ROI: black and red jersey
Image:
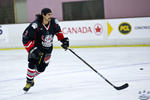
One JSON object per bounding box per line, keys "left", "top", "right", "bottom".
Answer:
{"left": 22, "top": 18, "right": 64, "bottom": 53}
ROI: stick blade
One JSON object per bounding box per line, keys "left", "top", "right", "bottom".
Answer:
{"left": 114, "top": 83, "right": 129, "bottom": 90}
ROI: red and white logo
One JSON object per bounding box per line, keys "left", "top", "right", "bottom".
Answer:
{"left": 41, "top": 35, "right": 53, "bottom": 47}
{"left": 94, "top": 23, "right": 103, "bottom": 36}
{"left": 61, "top": 23, "right": 103, "bottom": 36}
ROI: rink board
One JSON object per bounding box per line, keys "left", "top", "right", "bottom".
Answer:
{"left": 0, "top": 17, "right": 150, "bottom": 48}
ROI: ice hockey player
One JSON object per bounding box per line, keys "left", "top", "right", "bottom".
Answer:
{"left": 22, "top": 8, "right": 69, "bottom": 92}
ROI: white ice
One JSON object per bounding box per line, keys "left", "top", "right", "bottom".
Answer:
{"left": 0, "top": 47, "right": 150, "bottom": 100}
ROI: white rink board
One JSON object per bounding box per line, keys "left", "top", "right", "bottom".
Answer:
{"left": 0, "top": 17, "right": 150, "bottom": 48}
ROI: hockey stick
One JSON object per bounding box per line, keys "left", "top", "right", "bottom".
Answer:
{"left": 68, "top": 48, "right": 129, "bottom": 90}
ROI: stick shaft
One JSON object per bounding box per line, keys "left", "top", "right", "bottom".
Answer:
{"left": 68, "top": 49, "right": 128, "bottom": 90}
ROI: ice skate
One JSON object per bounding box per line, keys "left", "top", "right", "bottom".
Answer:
{"left": 23, "top": 79, "right": 34, "bottom": 92}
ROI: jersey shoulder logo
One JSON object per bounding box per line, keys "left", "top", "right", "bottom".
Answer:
{"left": 32, "top": 23, "right": 38, "bottom": 29}
{"left": 54, "top": 19, "right": 59, "bottom": 24}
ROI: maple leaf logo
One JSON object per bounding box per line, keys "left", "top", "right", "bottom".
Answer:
{"left": 95, "top": 26, "right": 101, "bottom": 32}
{"left": 94, "top": 24, "right": 103, "bottom": 35}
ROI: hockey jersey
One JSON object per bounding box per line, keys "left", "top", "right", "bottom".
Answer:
{"left": 22, "top": 18, "right": 64, "bottom": 53}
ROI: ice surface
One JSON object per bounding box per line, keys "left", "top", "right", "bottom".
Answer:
{"left": 0, "top": 47, "right": 150, "bottom": 100}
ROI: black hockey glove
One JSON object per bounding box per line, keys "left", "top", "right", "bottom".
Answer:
{"left": 60, "top": 37, "right": 69, "bottom": 50}
{"left": 28, "top": 47, "right": 42, "bottom": 61}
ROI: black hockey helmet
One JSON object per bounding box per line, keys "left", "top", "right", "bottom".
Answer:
{"left": 41, "top": 8, "right": 52, "bottom": 15}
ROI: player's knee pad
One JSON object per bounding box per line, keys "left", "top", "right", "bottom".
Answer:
{"left": 28, "top": 62, "right": 37, "bottom": 69}
{"left": 35, "top": 53, "right": 51, "bottom": 72}
{"left": 37, "top": 63, "right": 48, "bottom": 72}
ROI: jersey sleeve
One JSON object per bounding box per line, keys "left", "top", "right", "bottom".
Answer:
{"left": 53, "top": 18, "right": 64, "bottom": 41}
{"left": 22, "top": 22, "right": 38, "bottom": 52}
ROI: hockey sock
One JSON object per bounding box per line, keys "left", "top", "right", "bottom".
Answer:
{"left": 26, "top": 68, "right": 36, "bottom": 79}
{"left": 34, "top": 70, "right": 40, "bottom": 77}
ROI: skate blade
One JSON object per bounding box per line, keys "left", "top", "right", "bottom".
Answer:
{"left": 24, "top": 91, "right": 27, "bottom": 94}
{"left": 23, "top": 88, "right": 30, "bottom": 94}
{"left": 23, "top": 90, "right": 29, "bottom": 94}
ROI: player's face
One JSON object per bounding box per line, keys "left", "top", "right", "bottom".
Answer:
{"left": 43, "top": 13, "right": 52, "bottom": 22}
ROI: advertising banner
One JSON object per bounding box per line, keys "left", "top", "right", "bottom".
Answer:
{"left": 59, "top": 20, "right": 106, "bottom": 41}
{"left": 0, "top": 17, "right": 150, "bottom": 48}
{"left": 106, "top": 17, "right": 150, "bottom": 39}
{"left": 0, "top": 25, "right": 8, "bottom": 43}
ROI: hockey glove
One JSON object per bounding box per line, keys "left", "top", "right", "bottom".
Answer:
{"left": 60, "top": 37, "right": 69, "bottom": 50}
{"left": 28, "top": 47, "right": 42, "bottom": 62}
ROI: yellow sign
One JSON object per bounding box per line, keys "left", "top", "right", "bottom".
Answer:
{"left": 118, "top": 22, "right": 132, "bottom": 35}
{"left": 107, "top": 22, "right": 113, "bottom": 36}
